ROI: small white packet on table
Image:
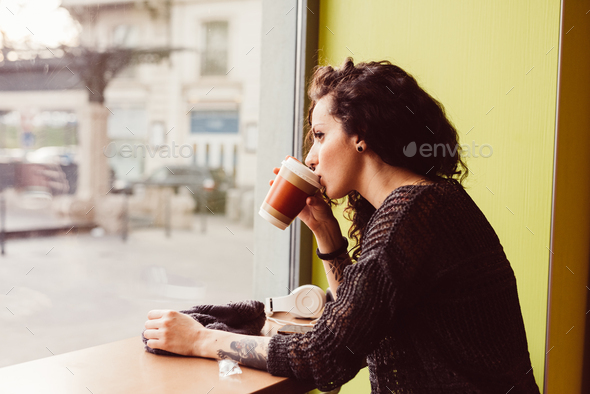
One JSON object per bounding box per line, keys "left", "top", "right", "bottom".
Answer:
{"left": 218, "top": 359, "right": 242, "bottom": 377}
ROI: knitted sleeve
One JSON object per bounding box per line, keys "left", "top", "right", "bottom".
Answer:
{"left": 267, "top": 187, "right": 437, "bottom": 391}
{"left": 267, "top": 258, "right": 394, "bottom": 391}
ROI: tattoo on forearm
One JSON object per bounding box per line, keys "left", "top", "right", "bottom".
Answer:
{"left": 217, "top": 338, "right": 268, "bottom": 371}
{"left": 326, "top": 254, "right": 351, "bottom": 283}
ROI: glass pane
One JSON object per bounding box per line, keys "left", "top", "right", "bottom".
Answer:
{"left": 0, "top": 0, "right": 261, "bottom": 368}
{"left": 201, "top": 21, "right": 229, "bottom": 76}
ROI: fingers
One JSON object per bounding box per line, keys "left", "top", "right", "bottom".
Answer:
{"left": 147, "top": 310, "right": 167, "bottom": 319}
{"left": 146, "top": 339, "right": 161, "bottom": 350}
{"left": 307, "top": 192, "right": 325, "bottom": 207}
{"left": 145, "top": 319, "right": 160, "bottom": 329}
{"left": 143, "top": 328, "right": 159, "bottom": 339}
{"left": 269, "top": 167, "right": 280, "bottom": 186}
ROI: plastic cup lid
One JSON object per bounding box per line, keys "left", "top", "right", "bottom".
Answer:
{"left": 282, "top": 157, "right": 321, "bottom": 189}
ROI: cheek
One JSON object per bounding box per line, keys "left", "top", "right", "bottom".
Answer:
{"left": 319, "top": 148, "right": 333, "bottom": 170}
{"left": 321, "top": 141, "right": 338, "bottom": 159}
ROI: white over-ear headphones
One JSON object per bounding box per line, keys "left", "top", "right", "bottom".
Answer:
{"left": 265, "top": 284, "right": 327, "bottom": 319}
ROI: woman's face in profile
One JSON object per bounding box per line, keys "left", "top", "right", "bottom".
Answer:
{"left": 305, "top": 96, "right": 359, "bottom": 199}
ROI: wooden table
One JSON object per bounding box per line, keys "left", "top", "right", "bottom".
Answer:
{"left": 0, "top": 314, "right": 316, "bottom": 394}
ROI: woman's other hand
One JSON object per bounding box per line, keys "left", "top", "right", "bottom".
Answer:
{"left": 144, "top": 310, "right": 205, "bottom": 356}
{"left": 268, "top": 166, "right": 280, "bottom": 186}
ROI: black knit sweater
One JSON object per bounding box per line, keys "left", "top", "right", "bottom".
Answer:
{"left": 267, "top": 182, "right": 540, "bottom": 393}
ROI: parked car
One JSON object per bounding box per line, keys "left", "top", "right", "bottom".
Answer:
{"left": 137, "top": 165, "right": 227, "bottom": 213}
{"left": 20, "top": 146, "right": 79, "bottom": 195}
{"left": 26, "top": 146, "right": 77, "bottom": 166}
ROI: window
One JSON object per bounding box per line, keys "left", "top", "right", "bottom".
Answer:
{"left": 112, "top": 24, "right": 138, "bottom": 78}
{"left": 201, "top": 21, "right": 229, "bottom": 76}
{"left": 0, "top": 0, "right": 271, "bottom": 369}
{"left": 107, "top": 108, "right": 148, "bottom": 139}
{"left": 244, "top": 122, "right": 258, "bottom": 153}
{"left": 190, "top": 110, "right": 239, "bottom": 134}
{"left": 112, "top": 24, "right": 138, "bottom": 48}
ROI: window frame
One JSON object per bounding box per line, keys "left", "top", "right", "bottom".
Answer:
{"left": 253, "top": 0, "right": 319, "bottom": 299}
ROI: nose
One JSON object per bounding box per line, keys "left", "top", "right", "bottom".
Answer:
{"left": 305, "top": 143, "right": 317, "bottom": 170}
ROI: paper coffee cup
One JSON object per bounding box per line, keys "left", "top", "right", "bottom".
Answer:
{"left": 259, "top": 157, "right": 321, "bottom": 230}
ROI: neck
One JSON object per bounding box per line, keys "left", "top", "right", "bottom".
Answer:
{"left": 355, "top": 154, "right": 425, "bottom": 209}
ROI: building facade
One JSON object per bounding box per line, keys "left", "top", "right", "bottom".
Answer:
{"left": 63, "top": 0, "right": 260, "bottom": 188}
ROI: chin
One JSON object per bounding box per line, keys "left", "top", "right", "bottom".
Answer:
{"left": 322, "top": 187, "right": 334, "bottom": 199}
{"left": 324, "top": 187, "right": 347, "bottom": 200}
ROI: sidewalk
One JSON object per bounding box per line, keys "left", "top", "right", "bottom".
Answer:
{"left": 0, "top": 213, "right": 254, "bottom": 368}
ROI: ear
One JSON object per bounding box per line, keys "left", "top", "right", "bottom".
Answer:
{"left": 349, "top": 133, "right": 360, "bottom": 145}
{"left": 352, "top": 134, "right": 366, "bottom": 149}
{"left": 352, "top": 129, "right": 366, "bottom": 144}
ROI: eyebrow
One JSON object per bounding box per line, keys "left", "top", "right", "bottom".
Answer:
{"left": 311, "top": 123, "right": 325, "bottom": 132}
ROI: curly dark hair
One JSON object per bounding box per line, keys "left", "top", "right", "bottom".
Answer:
{"left": 303, "top": 58, "right": 468, "bottom": 262}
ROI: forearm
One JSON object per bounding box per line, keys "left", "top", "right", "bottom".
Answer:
{"left": 315, "top": 221, "right": 352, "bottom": 297}
{"left": 197, "top": 328, "right": 271, "bottom": 371}
{"left": 322, "top": 253, "right": 352, "bottom": 297}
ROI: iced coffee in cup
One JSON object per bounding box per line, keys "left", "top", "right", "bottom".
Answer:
{"left": 259, "top": 157, "right": 321, "bottom": 230}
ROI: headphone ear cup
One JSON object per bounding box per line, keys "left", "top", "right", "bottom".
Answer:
{"left": 265, "top": 285, "right": 327, "bottom": 318}
{"left": 293, "top": 285, "right": 326, "bottom": 318}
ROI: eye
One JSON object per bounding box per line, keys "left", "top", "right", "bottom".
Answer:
{"left": 313, "top": 132, "right": 324, "bottom": 140}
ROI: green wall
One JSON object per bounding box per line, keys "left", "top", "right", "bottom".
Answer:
{"left": 310, "top": 1, "right": 561, "bottom": 392}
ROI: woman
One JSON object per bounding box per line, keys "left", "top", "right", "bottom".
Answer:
{"left": 144, "top": 58, "right": 540, "bottom": 393}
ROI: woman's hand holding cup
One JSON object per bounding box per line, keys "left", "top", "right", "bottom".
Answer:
{"left": 265, "top": 156, "right": 339, "bottom": 238}
{"left": 298, "top": 190, "right": 339, "bottom": 235}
